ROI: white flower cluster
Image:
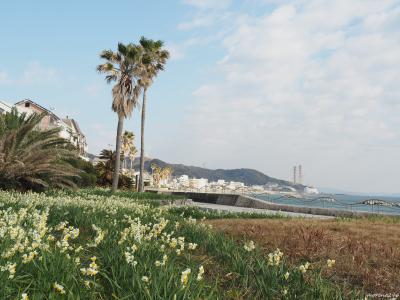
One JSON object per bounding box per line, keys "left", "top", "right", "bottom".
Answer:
{"left": 267, "top": 248, "right": 284, "bottom": 266}
{"left": 0, "top": 190, "right": 207, "bottom": 294}
{"left": 299, "top": 262, "right": 311, "bottom": 274}
{"left": 80, "top": 256, "right": 99, "bottom": 276}
{"left": 244, "top": 240, "right": 256, "bottom": 252}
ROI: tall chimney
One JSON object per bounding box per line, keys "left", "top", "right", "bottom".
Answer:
{"left": 293, "top": 166, "right": 297, "bottom": 184}
{"left": 298, "top": 165, "right": 303, "bottom": 185}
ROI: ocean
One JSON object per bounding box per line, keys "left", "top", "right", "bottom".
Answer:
{"left": 252, "top": 193, "right": 400, "bottom": 216}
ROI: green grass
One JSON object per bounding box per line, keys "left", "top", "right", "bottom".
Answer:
{"left": 168, "top": 206, "right": 289, "bottom": 220}
{"left": 335, "top": 214, "right": 400, "bottom": 223}
{"left": 0, "top": 189, "right": 362, "bottom": 299}
{"left": 47, "top": 188, "right": 184, "bottom": 202}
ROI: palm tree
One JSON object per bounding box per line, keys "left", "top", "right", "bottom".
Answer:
{"left": 137, "top": 37, "right": 170, "bottom": 192}
{"left": 128, "top": 141, "right": 137, "bottom": 175}
{"left": 150, "top": 163, "right": 161, "bottom": 187}
{"left": 121, "top": 130, "right": 135, "bottom": 170}
{"left": 0, "top": 109, "right": 79, "bottom": 191}
{"left": 97, "top": 43, "right": 142, "bottom": 192}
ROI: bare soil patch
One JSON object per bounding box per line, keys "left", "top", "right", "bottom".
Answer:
{"left": 205, "top": 217, "right": 400, "bottom": 294}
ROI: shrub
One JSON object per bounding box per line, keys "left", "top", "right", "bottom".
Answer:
{"left": 68, "top": 158, "right": 98, "bottom": 188}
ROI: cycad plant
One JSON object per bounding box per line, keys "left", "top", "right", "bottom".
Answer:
{"left": 137, "top": 37, "right": 169, "bottom": 192}
{"left": 97, "top": 43, "right": 142, "bottom": 192}
{"left": 95, "top": 148, "right": 132, "bottom": 188}
{"left": 95, "top": 149, "right": 115, "bottom": 185}
{"left": 0, "top": 109, "right": 79, "bottom": 191}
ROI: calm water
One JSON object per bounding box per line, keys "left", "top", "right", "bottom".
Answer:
{"left": 252, "top": 193, "right": 400, "bottom": 216}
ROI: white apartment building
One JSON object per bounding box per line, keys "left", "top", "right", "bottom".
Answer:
{"left": 61, "top": 117, "right": 88, "bottom": 155}
{"left": 178, "top": 175, "right": 189, "bottom": 187}
{"left": 304, "top": 186, "right": 319, "bottom": 194}
{"left": 189, "top": 178, "right": 208, "bottom": 189}
{"left": 217, "top": 179, "right": 226, "bottom": 186}
{"left": 14, "top": 99, "right": 88, "bottom": 156}
{"left": 227, "top": 181, "right": 245, "bottom": 190}
{"left": 0, "top": 101, "right": 12, "bottom": 114}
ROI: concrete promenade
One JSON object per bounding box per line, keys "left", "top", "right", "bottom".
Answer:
{"left": 191, "top": 201, "right": 333, "bottom": 219}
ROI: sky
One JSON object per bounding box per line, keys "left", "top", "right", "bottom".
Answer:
{"left": 1, "top": 0, "right": 400, "bottom": 194}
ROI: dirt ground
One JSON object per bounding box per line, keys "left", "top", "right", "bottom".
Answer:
{"left": 205, "top": 217, "right": 400, "bottom": 294}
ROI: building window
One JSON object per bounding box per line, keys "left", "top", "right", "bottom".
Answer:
{"left": 25, "top": 102, "right": 30, "bottom": 107}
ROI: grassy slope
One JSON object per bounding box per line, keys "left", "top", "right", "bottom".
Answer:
{"left": 207, "top": 217, "right": 400, "bottom": 295}
{"left": 0, "top": 189, "right": 361, "bottom": 299}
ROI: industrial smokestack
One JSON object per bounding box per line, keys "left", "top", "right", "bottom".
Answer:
{"left": 298, "top": 165, "right": 303, "bottom": 185}
{"left": 293, "top": 166, "right": 297, "bottom": 184}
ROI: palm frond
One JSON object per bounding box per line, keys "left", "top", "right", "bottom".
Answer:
{"left": 0, "top": 111, "right": 80, "bottom": 192}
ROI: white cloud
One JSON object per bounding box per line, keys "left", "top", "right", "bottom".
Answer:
{"left": 165, "top": 43, "right": 186, "bottom": 60}
{"left": 19, "top": 62, "right": 60, "bottom": 85}
{"left": 180, "top": 0, "right": 400, "bottom": 193}
{"left": 181, "top": 0, "right": 231, "bottom": 10}
{"left": 179, "top": 0, "right": 234, "bottom": 30}
{"left": 166, "top": 37, "right": 212, "bottom": 60}
{"left": 178, "top": 15, "right": 215, "bottom": 30}
{"left": 0, "top": 62, "right": 60, "bottom": 86}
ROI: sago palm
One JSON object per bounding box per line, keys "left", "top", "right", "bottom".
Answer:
{"left": 96, "top": 149, "right": 116, "bottom": 185}
{"left": 0, "top": 110, "right": 79, "bottom": 191}
{"left": 137, "top": 37, "right": 170, "bottom": 192}
{"left": 97, "top": 43, "right": 142, "bottom": 192}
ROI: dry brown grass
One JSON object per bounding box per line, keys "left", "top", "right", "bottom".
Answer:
{"left": 205, "top": 217, "right": 400, "bottom": 294}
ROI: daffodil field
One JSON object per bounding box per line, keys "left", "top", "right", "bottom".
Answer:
{"left": 0, "top": 189, "right": 360, "bottom": 299}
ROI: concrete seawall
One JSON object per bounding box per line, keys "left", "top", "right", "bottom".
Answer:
{"left": 149, "top": 190, "right": 389, "bottom": 218}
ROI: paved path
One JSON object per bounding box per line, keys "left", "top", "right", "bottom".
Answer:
{"left": 191, "top": 202, "right": 333, "bottom": 219}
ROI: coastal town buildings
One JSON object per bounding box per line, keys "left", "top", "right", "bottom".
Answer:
{"left": 5, "top": 99, "right": 88, "bottom": 157}
{"left": 151, "top": 172, "right": 320, "bottom": 196}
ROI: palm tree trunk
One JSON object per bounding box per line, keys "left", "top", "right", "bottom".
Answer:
{"left": 112, "top": 114, "right": 124, "bottom": 193}
{"left": 139, "top": 87, "right": 147, "bottom": 192}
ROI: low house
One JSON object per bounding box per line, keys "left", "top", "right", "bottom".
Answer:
{"left": 14, "top": 99, "right": 88, "bottom": 156}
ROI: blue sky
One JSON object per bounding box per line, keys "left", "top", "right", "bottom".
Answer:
{"left": 1, "top": 0, "right": 400, "bottom": 193}
{"left": 0, "top": 0, "right": 214, "bottom": 149}
{"left": 0, "top": 1, "right": 219, "bottom": 159}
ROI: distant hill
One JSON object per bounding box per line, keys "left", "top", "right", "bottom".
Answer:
{"left": 132, "top": 158, "right": 303, "bottom": 191}
{"left": 87, "top": 153, "right": 303, "bottom": 191}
